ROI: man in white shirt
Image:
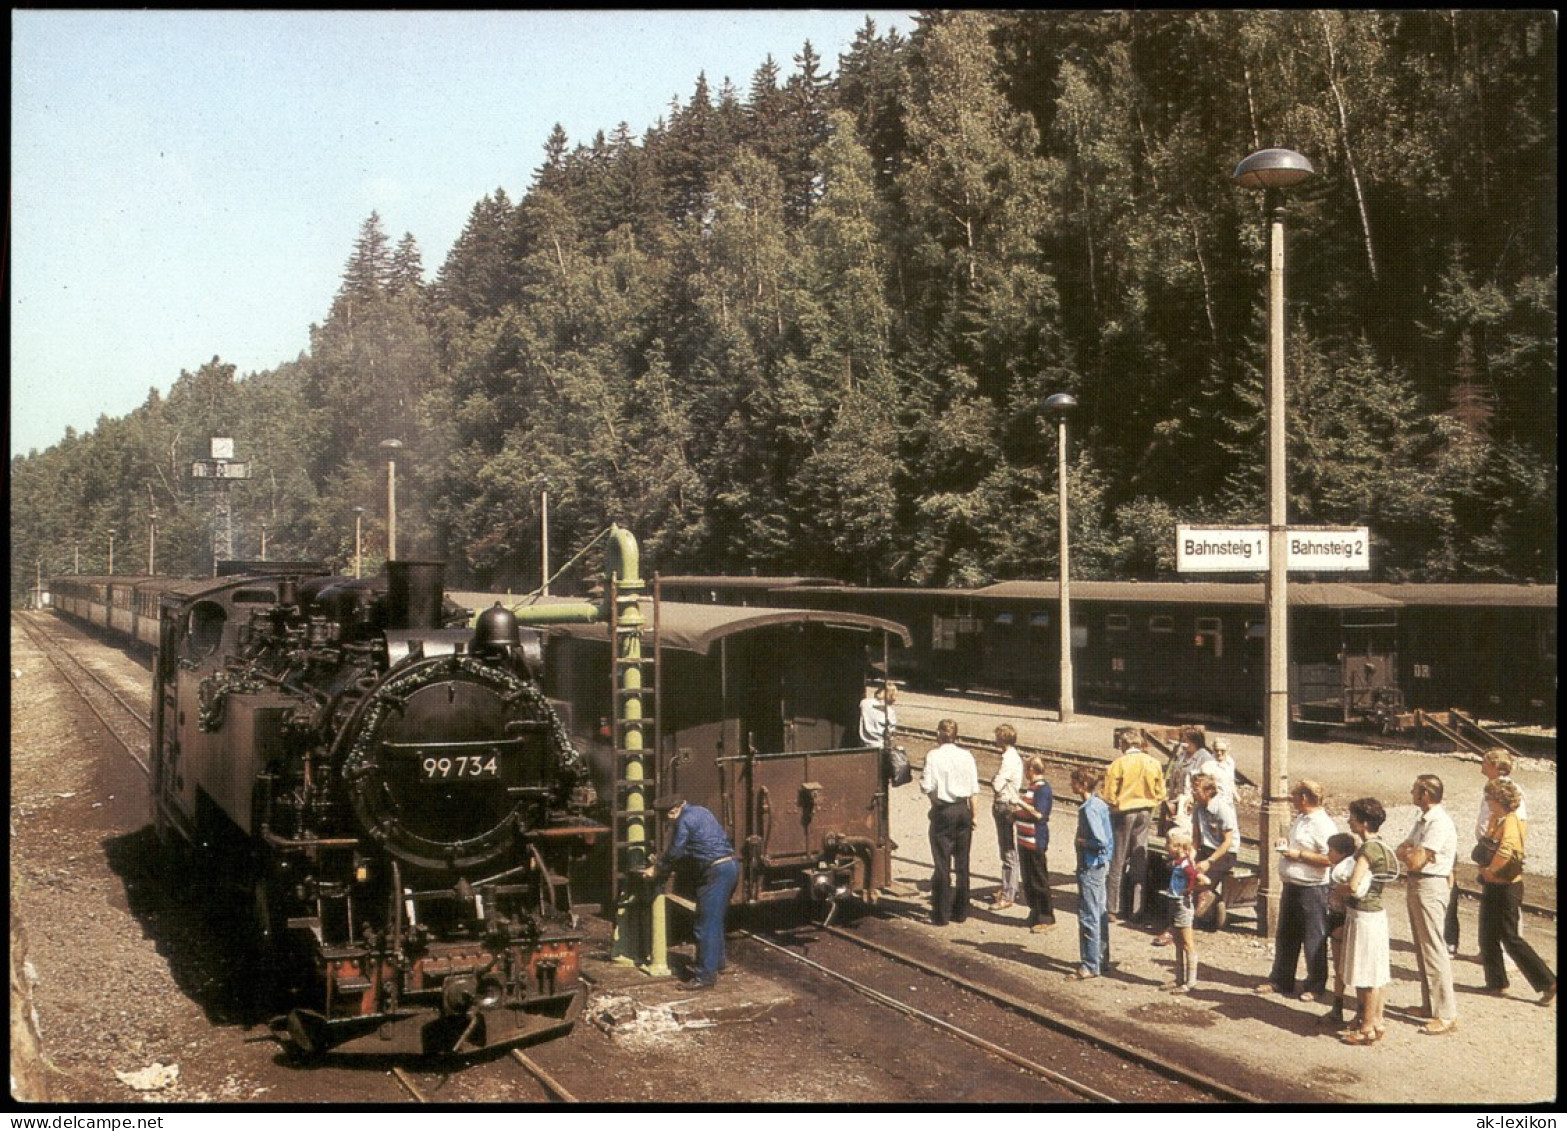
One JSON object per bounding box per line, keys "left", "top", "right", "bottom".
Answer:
{"left": 922, "top": 718, "right": 979, "bottom": 926}
{"left": 858, "top": 684, "right": 897, "bottom": 748}
{"left": 1194, "top": 736, "right": 1238, "bottom": 807}
{"left": 1256, "top": 780, "right": 1337, "bottom": 1000}
{"left": 988, "top": 724, "right": 1025, "bottom": 910}
{"left": 1397, "top": 774, "right": 1459, "bottom": 1033}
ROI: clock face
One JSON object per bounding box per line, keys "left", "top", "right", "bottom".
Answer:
{"left": 211, "top": 437, "right": 235, "bottom": 459}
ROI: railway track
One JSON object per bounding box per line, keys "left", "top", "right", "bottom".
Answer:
{"left": 389, "top": 1049, "right": 579, "bottom": 1104}
{"left": 14, "top": 611, "right": 151, "bottom": 774}
{"left": 743, "top": 925, "right": 1260, "bottom": 1103}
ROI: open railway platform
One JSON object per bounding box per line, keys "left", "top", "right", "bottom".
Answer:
{"left": 592, "top": 752, "right": 1555, "bottom": 1103}
{"left": 874, "top": 690, "right": 1557, "bottom": 1103}
{"left": 894, "top": 691, "right": 1557, "bottom": 898}
{"left": 581, "top": 688, "right": 1555, "bottom": 1104}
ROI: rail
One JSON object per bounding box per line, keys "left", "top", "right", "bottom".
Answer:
{"left": 743, "top": 926, "right": 1260, "bottom": 1103}
{"left": 14, "top": 612, "right": 151, "bottom": 774}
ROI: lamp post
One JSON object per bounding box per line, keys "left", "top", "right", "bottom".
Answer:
{"left": 380, "top": 440, "right": 404, "bottom": 562}
{"left": 260, "top": 522, "right": 268, "bottom": 562}
{"left": 539, "top": 478, "right": 551, "bottom": 596}
{"left": 1044, "top": 393, "right": 1078, "bottom": 723}
{"left": 354, "top": 507, "right": 364, "bottom": 579}
{"left": 1232, "top": 146, "right": 1314, "bottom": 936}
{"left": 148, "top": 511, "right": 158, "bottom": 575}
{"left": 74, "top": 543, "right": 80, "bottom": 575}
{"left": 107, "top": 529, "right": 117, "bottom": 575}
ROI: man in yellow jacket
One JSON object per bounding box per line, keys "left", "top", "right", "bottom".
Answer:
{"left": 1102, "top": 726, "right": 1166, "bottom": 922}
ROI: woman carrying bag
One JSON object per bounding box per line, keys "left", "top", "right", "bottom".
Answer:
{"left": 1476, "top": 778, "right": 1557, "bottom": 1006}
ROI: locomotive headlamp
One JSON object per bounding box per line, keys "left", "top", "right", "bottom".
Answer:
{"left": 442, "top": 975, "right": 477, "bottom": 1016}
{"left": 475, "top": 976, "right": 506, "bottom": 1010}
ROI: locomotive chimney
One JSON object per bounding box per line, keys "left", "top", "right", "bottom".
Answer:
{"left": 387, "top": 560, "right": 445, "bottom": 629}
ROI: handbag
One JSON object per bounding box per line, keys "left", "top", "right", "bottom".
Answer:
{"left": 888, "top": 745, "right": 912, "bottom": 788}
{"left": 1473, "top": 834, "right": 1525, "bottom": 882}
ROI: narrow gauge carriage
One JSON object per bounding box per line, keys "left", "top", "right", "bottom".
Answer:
{"left": 531, "top": 599, "right": 911, "bottom": 916}
{"left": 652, "top": 577, "right": 1556, "bottom": 729}
{"left": 143, "top": 562, "right": 605, "bottom": 1057}
{"left": 970, "top": 580, "right": 1403, "bottom": 726}
{"left": 51, "top": 575, "right": 119, "bottom": 632}
{"left": 1360, "top": 583, "right": 1556, "bottom": 726}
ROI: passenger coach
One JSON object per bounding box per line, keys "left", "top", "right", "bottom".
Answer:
{"left": 651, "top": 577, "right": 1555, "bottom": 729}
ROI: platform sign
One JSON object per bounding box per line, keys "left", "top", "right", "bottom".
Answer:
{"left": 1177, "top": 525, "right": 1371, "bottom": 572}
{"left": 1288, "top": 527, "right": 1370, "bottom": 571}
{"left": 1177, "top": 526, "right": 1266, "bottom": 572}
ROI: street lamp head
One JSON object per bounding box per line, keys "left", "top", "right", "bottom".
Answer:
{"left": 1232, "top": 148, "right": 1315, "bottom": 191}
{"left": 380, "top": 439, "right": 404, "bottom": 454}
{"left": 1044, "top": 393, "right": 1079, "bottom": 418}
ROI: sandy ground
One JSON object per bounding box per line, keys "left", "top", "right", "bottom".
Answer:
{"left": 885, "top": 692, "right": 1558, "bottom": 1105}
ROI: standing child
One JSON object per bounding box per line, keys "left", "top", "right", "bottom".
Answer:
{"left": 1160, "top": 829, "right": 1206, "bottom": 992}
{"left": 1324, "top": 832, "right": 1358, "bottom": 1027}
{"left": 1015, "top": 756, "right": 1056, "bottom": 932}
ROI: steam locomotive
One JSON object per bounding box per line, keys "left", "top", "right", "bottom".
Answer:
{"left": 147, "top": 560, "right": 606, "bottom": 1057}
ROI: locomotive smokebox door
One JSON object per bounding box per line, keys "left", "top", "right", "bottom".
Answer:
{"left": 342, "top": 661, "right": 558, "bottom": 873}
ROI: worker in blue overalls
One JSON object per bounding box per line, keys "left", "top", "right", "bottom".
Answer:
{"left": 643, "top": 794, "right": 740, "bottom": 990}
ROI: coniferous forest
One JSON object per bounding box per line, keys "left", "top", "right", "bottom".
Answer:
{"left": 10, "top": 12, "right": 1557, "bottom": 601}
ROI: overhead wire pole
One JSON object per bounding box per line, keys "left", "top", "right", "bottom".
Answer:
{"left": 381, "top": 439, "right": 403, "bottom": 561}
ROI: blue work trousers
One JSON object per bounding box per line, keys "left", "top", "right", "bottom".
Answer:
{"left": 1077, "top": 863, "right": 1111, "bottom": 975}
{"left": 692, "top": 858, "right": 740, "bottom": 985}
{"left": 1269, "top": 882, "right": 1330, "bottom": 995}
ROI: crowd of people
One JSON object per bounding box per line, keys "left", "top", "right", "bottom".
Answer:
{"left": 909, "top": 713, "right": 1556, "bottom": 1038}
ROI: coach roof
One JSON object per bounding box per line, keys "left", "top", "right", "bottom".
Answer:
{"left": 972, "top": 580, "right": 1398, "bottom": 607}
{"left": 487, "top": 598, "right": 912, "bottom": 655}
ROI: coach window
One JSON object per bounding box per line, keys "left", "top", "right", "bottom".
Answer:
{"left": 932, "top": 614, "right": 965, "bottom": 652}
{"left": 1194, "top": 617, "right": 1224, "bottom": 658}
{"left": 1029, "top": 612, "right": 1051, "bottom": 629}
{"left": 1245, "top": 619, "right": 1267, "bottom": 640}
{"left": 1106, "top": 614, "right": 1132, "bottom": 633}
{"left": 1149, "top": 615, "right": 1175, "bottom": 634}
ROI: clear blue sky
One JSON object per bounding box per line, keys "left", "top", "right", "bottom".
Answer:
{"left": 10, "top": 10, "right": 916, "bottom": 458}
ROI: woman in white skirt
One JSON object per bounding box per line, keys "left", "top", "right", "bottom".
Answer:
{"left": 1339, "top": 797, "right": 1395, "bottom": 1046}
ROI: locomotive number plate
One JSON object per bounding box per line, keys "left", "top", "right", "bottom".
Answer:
{"left": 420, "top": 754, "right": 501, "bottom": 781}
